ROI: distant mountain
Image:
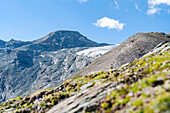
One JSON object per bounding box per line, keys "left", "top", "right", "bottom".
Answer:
{"left": 19, "top": 30, "right": 107, "bottom": 51}
{"left": 73, "top": 32, "right": 170, "bottom": 78}
{"left": 0, "top": 39, "right": 31, "bottom": 49}
{"left": 0, "top": 30, "right": 110, "bottom": 103}
{"left": 5, "top": 39, "right": 32, "bottom": 49}
{"left": 0, "top": 39, "right": 6, "bottom": 48}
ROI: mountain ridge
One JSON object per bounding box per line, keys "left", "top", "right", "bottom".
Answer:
{"left": 0, "top": 30, "right": 108, "bottom": 51}
{"left": 73, "top": 32, "right": 170, "bottom": 78}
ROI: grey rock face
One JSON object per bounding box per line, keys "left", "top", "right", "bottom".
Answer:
{"left": 0, "top": 30, "right": 108, "bottom": 103}
{"left": 74, "top": 32, "right": 170, "bottom": 78}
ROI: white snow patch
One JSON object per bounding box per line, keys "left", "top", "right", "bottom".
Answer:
{"left": 40, "top": 55, "right": 45, "bottom": 57}
{"left": 53, "top": 59, "right": 58, "bottom": 64}
{"left": 39, "top": 62, "right": 43, "bottom": 67}
{"left": 76, "top": 44, "right": 119, "bottom": 58}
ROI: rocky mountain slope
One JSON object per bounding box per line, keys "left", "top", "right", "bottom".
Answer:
{"left": 0, "top": 41, "right": 169, "bottom": 113}
{"left": 0, "top": 30, "right": 110, "bottom": 103}
{"left": 74, "top": 32, "right": 170, "bottom": 78}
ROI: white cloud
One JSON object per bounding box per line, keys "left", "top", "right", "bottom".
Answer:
{"left": 147, "top": 7, "right": 161, "bottom": 15}
{"left": 148, "top": 0, "right": 170, "bottom": 6}
{"left": 135, "top": 3, "right": 141, "bottom": 12}
{"left": 78, "top": 0, "right": 88, "bottom": 3}
{"left": 93, "top": 17, "right": 126, "bottom": 31}
{"left": 147, "top": 0, "right": 170, "bottom": 15}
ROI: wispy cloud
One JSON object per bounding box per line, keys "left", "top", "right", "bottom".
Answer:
{"left": 93, "top": 17, "right": 126, "bottom": 31}
{"left": 78, "top": 0, "right": 88, "bottom": 3}
{"left": 114, "top": 0, "right": 119, "bottom": 9}
{"left": 168, "top": 9, "right": 170, "bottom": 14}
{"left": 135, "top": 3, "right": 141, "bottom": 12}
{"left": 147, "top": 7, "right": 161, "bottom": 15}
{"left": 147, "top": 0, "right": 170, "bottom": 15}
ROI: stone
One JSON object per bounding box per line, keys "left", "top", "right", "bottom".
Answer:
{"left": 4, "top": 108, "right": 15, "bottom": 112}
{"left": 80, "top": 82, "right": 93, "bottom": 91}
{"left": 143, "top": 87, "right": 155, "bottom": 96}
{"left": 116, "top": 84, "right": 123, "bottom": 90}
{"left": 163, "top": 80, "right": 170, "bottom": 91}
{"left": 137, "top": 91, "right": 142, "bottom": 97}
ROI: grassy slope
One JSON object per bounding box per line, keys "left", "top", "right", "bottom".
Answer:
{"left": 0, "top": 44, "right": 170, "bottom": 113}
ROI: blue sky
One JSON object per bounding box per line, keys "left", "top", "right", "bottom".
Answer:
{"left": 0, "top": 0, "right": 169, "bottom": 44}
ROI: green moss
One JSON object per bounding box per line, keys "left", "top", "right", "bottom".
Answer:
{"left": 64, "top": 81, "right": 69, "bottom": 86}
{"left": 45, "top": 87, "right": 55, "bottom": 90}
{"left": 1, "top": 102, "right": 7, "bottom": 107}
{"left": 133, "top": 99, "right": 143, "bottom": 107}
{"left": 101, "top": 102, "right": 109, "bottom": 109}
{"left": 40, "top": 102, "right": 47, "bottom": 107}
{"left": 160, "top": 64, "right": 169, "bottom": 70}
{"left": 98, "top": 71, "right": 104, "bottom": 75}
{"left": 20, "top": 101, "right": 25, "bottom": 106}
{"left": 51, "top": 99, "right": 58, "bottom": 106}
{"left": 60, "top": 92, "right": 69, "bottom": 96}
{"left": 118, "top": 88, "right": 128, "bottom": 96}
{"left": 144, "top": 106, "right": 154, "bottom": 113}
{"left": 131, "top": 84, "right": 140, "bottom": 93}
{"left": 45, "top": 95, "right": 51, "bottom": 102}
{"left": 16, "top": 96, "right": 23, "bottom": 100}
{"left": 129, "top": 61, "right": 136, "bottom": 67}
{"left": 66, "top": 86, "right": 72, "bottom": 92}
{"left": 123, "top": 97, "right": 130, "bottom": 104}
{"left": 16, "top": 106, "right": 20, "bottom": 109}
{"left": 9, "top": 101, "right": 13, "bottom": 104}
{"left": 118, "top": 97, "right": 130, "bottom": 105}
{"left": 145, "top": 78, "right": 156, "bottom": 86}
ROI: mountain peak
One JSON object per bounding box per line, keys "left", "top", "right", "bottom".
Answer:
{"left": 26, "top": 30, "right": 108, "bottom": 51}
{"left": 47, "top": 30, "right": 83, "bottom": 38}
{"left": 9, "top": 39, "right": 16, "bottom": 42}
